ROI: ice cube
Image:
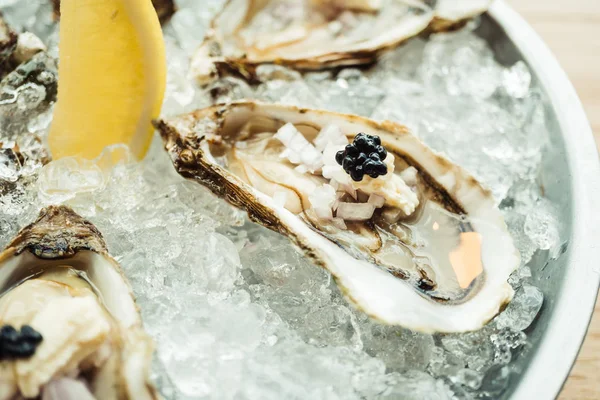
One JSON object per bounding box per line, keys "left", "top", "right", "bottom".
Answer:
{"left": 494, "top": 285, "right": 544, "bottom": 331}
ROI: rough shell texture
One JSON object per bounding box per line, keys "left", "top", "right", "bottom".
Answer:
{"left": 0, "top": 205, "right": 160, "bottom": 400}
{"left": 7, "top": 206, "right": 107, "bottom": 259}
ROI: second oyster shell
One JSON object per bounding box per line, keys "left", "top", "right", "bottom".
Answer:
{"left": 192, "top": 0, "right": 493, "bottom": 84}
{"left": 0, "top": 206, "right": 158, "bottom": 399}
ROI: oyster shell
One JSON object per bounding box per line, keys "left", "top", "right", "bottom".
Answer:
{"left": 156, "top": 101, "right": 519, "bottom": 333}
{"left": 192, "top": 0, "right": 493, "bottom": 84}
{"left": 0, "top": 206, "right": 158, "bottom": 399}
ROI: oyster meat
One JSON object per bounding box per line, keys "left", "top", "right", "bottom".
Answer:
{"left": 0, "top": 206, "right": 158, "bottom": 399}
{"left": 157, "top": 101, "right": 519, "bottom": 333}
{"left": 192, "top": 0, "right": 493, "bottom": 84}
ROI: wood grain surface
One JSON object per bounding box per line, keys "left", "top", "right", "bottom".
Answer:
{"left": 505, "top": 1, "right": 600, "bottom": 399}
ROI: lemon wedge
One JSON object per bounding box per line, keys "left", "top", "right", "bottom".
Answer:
{"left": 49, "top": 0, "right": 166, "bottom": 160}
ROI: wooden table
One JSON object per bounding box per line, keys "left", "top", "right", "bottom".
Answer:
{"left": 505, "top": 1, "right": 600, "bottom": 398}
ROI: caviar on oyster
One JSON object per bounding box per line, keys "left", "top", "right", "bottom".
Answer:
{"left": 158, "top": 101, "right": 520, "bottom": 333}
{"left": 0, "top": 324, "right": 43, "bottom": 360}
{"left": 336, "top": 133, "right": 388, "bottom": 181}
{"left": 0, "top": 206, "right": 158, "bottom": 400}
{"left": 192, "top": 0, "right": 494, "bottom": 84}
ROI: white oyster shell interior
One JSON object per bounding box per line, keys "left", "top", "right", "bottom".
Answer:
{"left": 0, "top": 240, "right": 155, "bottom": 399}
{"left": 193, "top": 0, "right": 493, "bottom": 83}
{"left": 160, "top": 102, "right": 519, "bottom": 333}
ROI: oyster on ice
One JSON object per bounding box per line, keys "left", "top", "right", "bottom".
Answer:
{"left": 192, "top": 0, "right": 493, "bottom": 84}
{"left": 156, "top": 101, "right": 519, "bottom": 333}
{"left": 0, "top": 206, "right": 158, "bottom": 399}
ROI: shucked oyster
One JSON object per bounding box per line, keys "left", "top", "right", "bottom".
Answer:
{"left": 156, "top": 101, "right": 519, "bottom": 333}
{"left": 192, "top": 0, "right": 493, "bottom": 84}
{"left": 0, "top": 206, "right": 158, "bottom": 399}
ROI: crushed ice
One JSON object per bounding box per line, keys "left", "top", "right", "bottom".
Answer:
{"left": 0, "top": 1, "right": 563, "bottom": 399}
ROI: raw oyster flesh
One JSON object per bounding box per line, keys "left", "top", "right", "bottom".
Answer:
{"left": 0, "top": 206, "right": 159, "bottom": 399}
{"left": 192, "top": 0, "right": 493, "bottom": 84}
{"left": 157, "top": 101, "right": 519, "bottom": 333}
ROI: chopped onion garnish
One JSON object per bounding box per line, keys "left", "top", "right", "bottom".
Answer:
{"left": 357, "top": 191, "right": 370, "bottom": 203}
{"left": 331, "top": 217, "right": 347, "bottom": 230}
{"left": 272, "top": 191, "right": 288, "bottom": 208}
{"left": 382, "top": 207, "right": 405, "bottom": 224}
{"left": 336, "top": 202, "right": 376, "bottom": 221}
{"left": 368, "top": 193, "right": 385, "bottom": 208}
{"left": 275, "top": 123, "right": 323, "bottom": 172}
{"left": 321, "top": 144, "right": 342, "bottom": 167}
{"left": 322, "top": 141, "right": 418, "bottom": 216}
{"left": 322, "top": 165, "right": 351, "bottom": 186}
{"left": 42, "top": 378, "right": 96, "bottom": 400}
{"left": 400, "top": 166, "right": 419, "bottom": 186}
{"left": 314, "top": 124, "right": 348, "bottom": 151}
{"left": 294, "top": 165, "right": 308, "bottom": 174}
{"left": 332, "top": 199, "right": 340, "bottom": 211}
{"left": 314, "top": 206, "right": 334, "bottom": 220}
{"left": 309, "top": 184, "right": 337, "bottom": 220}
{"left": 344, "top": 183, "right": 357, "bottom": 200}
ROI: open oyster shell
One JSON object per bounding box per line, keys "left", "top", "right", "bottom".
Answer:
{"left": 0, "top": 206, "right": 158, "bottom": 399}
{"left": 192, "top": 0, "right": 493, "bottom": 84}
{"left": 51, "top": 0, "right": 176, "bottom": 24}
{"left": 156, "top": 101, "right": 519, "bottom": 333}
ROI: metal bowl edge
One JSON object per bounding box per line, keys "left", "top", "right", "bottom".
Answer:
{"left": 488, "top": 2, "right": 600, "bottom": 399}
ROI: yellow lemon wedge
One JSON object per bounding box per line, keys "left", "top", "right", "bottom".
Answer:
{"left": 49, "top": 0, "right": 166, "bottom": 160}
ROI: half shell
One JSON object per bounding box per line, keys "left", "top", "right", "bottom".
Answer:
{"left": 156, "top": 101, "right": 519, "bottom": 333}
{"left": 192, "top": 0, "right": 493, "bottom": 84}
{"left": 0, "top": 206, "right": 158, "bottom": 399}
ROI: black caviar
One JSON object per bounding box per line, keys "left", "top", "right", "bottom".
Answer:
{"left": 335, "top": 133, "right": 388, "bottom": 182}
{"left": 0, "top": 324, "right": 43, "bottom": 360}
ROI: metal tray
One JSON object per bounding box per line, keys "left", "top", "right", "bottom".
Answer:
{"left": 482, "top": 2, "right": 600, "bottom": 398}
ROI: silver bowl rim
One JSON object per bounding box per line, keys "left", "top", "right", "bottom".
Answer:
{"left": 489, "top": 2, "right": 600, "bottom": 399}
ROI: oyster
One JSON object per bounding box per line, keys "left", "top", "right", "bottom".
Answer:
{"left": 0, "top": 206, "right": 158, "bottom": 399}
{"left": 157, "top": 101, "right": 519, "bottom": 333}
{"left": 191, "top": 0, "right": 493, "bottom": 84}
